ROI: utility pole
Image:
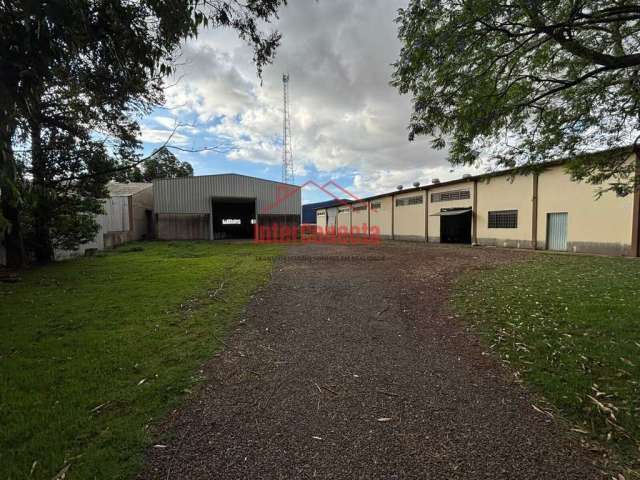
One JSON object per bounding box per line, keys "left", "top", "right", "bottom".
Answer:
{"left": 282, "top": 73, "right": 294, "bottom": 184}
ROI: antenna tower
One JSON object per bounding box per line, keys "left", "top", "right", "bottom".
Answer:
{"left": 282, "top": 73, "right": 294, "bottom": 184}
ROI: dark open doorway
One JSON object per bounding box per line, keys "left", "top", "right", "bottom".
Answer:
{"left": 211, "top": 197, "right": 256, "bottom": 239}
{"left": 439, "top": 208, "right": 472, "bottom": 244}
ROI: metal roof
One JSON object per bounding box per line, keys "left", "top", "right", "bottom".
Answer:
{"left": 107, "top": 182, "right": 152, "bottom": 197}
{"left": 313, "top": 146, "right": 634, "bottom": 210}
{"left": 154, "top": 172, "right": 298, "bottom": 188}
{"left": 153, "top": 173, "right": 301, "bottom": 215}
{"left": 430, "top": 208, "right": 472, "bottom": 216}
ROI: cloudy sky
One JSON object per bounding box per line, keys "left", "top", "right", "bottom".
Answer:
{"left": 139, "top": 0, "right": 483, "bottom": 203}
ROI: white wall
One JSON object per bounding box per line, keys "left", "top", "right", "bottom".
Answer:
{"left": 104, "top": 196, "right": 130, "bottom": 232}
{"left": 369, "top": 196, "right": 393, "bottom": 237}
{"left": 427, "top": 181, "right": 474, "bottom": 241}
{"left": 55, "top": 196, "right": 130, "bottom": 260}
{"left": 394, "top": 190, "right": 426, "bottom": 238}
{"left": 476, "top": 175, "right": 534, "bottom": 246}
{"left": 537, "top": 164, "right": 634, "bottom": 253}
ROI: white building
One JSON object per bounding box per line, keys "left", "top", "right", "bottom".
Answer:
{"left": 55, "top": 182, "right": 153, "bottom": 259}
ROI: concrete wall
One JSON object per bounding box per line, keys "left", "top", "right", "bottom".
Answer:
{"left": 536, "top": 164, "right": 634, "bottom": 255}
{"left": 104, "top": 231, "right": 130, "bottom": 249}
{"left": 351, "top": 202, "right": 369, "bottom": 235}
{"left": 303, "top": 153, "right": 637, "bottom": 256}
{"left": 427, "top": 181, "right": 474, "bottom": 242}
{"left": 476, "top": 175, "right": 534, "bottom": 248}
{"left": 394, "top": 191, "right": 426, "bottom": 240}
{"left": 369, "top": 196, "right": 393, "bottom": 238}
{"left": 130, "top": 186, "right": 154, "bottom": 241}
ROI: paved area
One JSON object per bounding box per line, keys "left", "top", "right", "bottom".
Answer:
{"left": 140, "top": 242, "right": 602, "bottom": 479}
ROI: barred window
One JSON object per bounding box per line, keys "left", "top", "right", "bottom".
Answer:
{"left": 431, "top": 189, "right": 471, "bottom": 202}
{"left": 352, "top": 204, "right": 367, "bottom": 211}
{"left": 370, "top": 201, "right": 382, "bottom": 209}
{"left": 488, "top": 210, "right": 518, "bottom": 228}
{"left": 396, "top": 195, "right": 423, "bottom": 207}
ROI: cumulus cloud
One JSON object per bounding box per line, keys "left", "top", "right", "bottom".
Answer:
{"left": 147, "top": 0, "right": 471, "bottom": 196}
{"left": 138, "top": 127, "right": 189, "bottom": 145}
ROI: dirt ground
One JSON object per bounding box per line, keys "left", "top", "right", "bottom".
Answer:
{"left": 139, "top": 242, "right": 603, "bottom": 479}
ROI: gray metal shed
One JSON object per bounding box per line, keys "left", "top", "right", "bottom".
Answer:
{"left": 153, "top": 174, "right": 301, "bottom": 240}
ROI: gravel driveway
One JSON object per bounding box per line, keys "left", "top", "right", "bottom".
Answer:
{"left": 140, "top": 242, "right": 602, "bottom": 479}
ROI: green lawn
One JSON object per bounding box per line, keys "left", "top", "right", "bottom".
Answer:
{"left": 0, "top": 241, "right": 282, "bottom": 480}
{"left": 453, "top": 254, "right": 640, "bottom": 475}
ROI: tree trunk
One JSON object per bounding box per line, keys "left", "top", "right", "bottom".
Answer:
{"left": 0, "top": 124, "right": 26, "bottom": 269}
{"left": 30, "top": 104, "right": 54, "bottom": 264}
{"left": 1, "top": 196, "right": 25, "bottom": 269}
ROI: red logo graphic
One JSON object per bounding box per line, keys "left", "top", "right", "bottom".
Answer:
{"left": 254, "top": 180, "right": 380, "bottom": 244}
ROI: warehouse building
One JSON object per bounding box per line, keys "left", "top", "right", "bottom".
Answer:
{"left": 0, "top": 182, "right": 154, "bottom": 265}
{"left": 315, "top": 150, "right": 640, "bottom": 256}
{"left": 56, "top": 182, "right": 154, "bottom": 259}
{"left": 302, "top": 199, "right": 348, "bottom": 224}
{"left": 153, "top": 173, "right": 301, "bottom": 240}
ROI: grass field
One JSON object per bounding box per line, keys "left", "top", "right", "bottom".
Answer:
{"left": 453, "top": 253, "right": 640, "bottom": 475}
{"left": 0, "top": 241, "right": 282, "bottom": 480}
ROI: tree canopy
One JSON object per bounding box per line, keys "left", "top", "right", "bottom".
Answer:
{"left": 1, "top": 0, "right": 286, "bottom": 266}
{"left": 392, "top": 0, "right": 640, "bottom": 193}
{"left": 115, "top": 147, "right": 193, "bottom": 182}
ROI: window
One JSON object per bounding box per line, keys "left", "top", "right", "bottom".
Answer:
{"left": 488, "top": 210, "right": 518, "bottom": 228}
{"left": 352, "top": 204, "right": 367, "bottom": 211}
{"left": 317, "top": 211, "right": 325, "bottom": 216}
{"left": 431, "top": 189, "right": 470, "bottom": 202}
{"left": 396, "top": 195, "right": 423, "bottom": 207}
{"left": 338, "top": 206, "right": 350, "bottom": 212}
{"left": 370, "top": 201, "right": 382, "bottom": 209}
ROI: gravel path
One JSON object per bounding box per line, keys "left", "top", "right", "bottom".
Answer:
{"left": 139, "top": 242, "right": 602, "bottom": 479}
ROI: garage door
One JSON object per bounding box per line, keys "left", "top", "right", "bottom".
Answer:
{"left": 547, "top": 213, "right": 568, "bottom": 251}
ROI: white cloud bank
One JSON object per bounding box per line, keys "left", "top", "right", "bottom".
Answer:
{"left": 146, "top": 0, "right": 482, "bottom": 195}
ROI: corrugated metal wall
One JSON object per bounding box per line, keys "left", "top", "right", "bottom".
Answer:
{"left": 157, "top": 214, "right": 209, "bottom": 240}
{"left": 153, "top": 174, "right": 301, "bottom": 216}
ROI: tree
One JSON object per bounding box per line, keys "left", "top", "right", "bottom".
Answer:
{"left": 1, "top": 0, "right": 286, "bottom": 266}
{"left": 141, "top": 147, "right": 194, "bottom": 181}
{"left": 113, "top": 147, "right": 194, "bottom": 182}
{"left": 392, "top": 0, "right": 640, "bottom": 194}
{"left": 18, "top": 136, "right": 113, "bottom": 254}
{"left": 113, "top": 166, "right": 145, "bottom": 183}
